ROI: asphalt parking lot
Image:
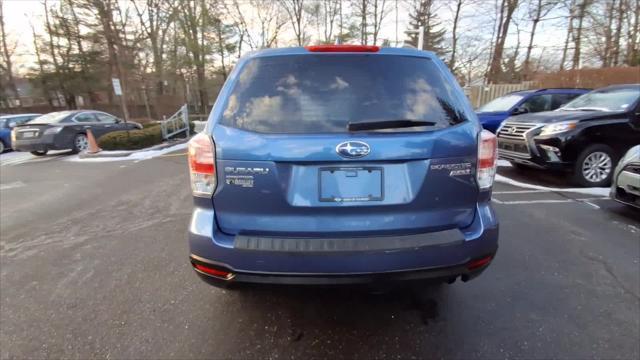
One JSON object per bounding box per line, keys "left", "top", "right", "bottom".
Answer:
{"left": 1, "top": 150, "right": 638, "bottom": 359}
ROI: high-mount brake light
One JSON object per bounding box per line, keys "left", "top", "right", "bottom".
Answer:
{"left": 305, "top": 45, "right": 380, "bottom": 53}
{"left": 188, "top": 133, "right": 216, "bottom": 197}
{"left": 477, "top": 130, "right": 497, "bottom": 190}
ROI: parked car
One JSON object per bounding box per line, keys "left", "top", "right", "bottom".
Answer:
{"left": 0, "top": 113, "right": 41, "bottom": 153}
{"left": 12, "top": 110, "right": 142, "bottom": 155}
{"left": 610, "top": 145, "right": 640, "bottom": 208}
{"left": 476, "top": 88, "right": 589, "bottom": 133}
{"left": 187, "top": 45, "right": 499, "bottom": 288}
{"left": 497, "top": 84, "right": 640, "bottom": 187}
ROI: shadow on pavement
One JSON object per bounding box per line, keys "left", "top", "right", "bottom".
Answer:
{"left": 209, "top": 283, "right": 450, "bottom": 357}
{"left": 498, "top": 165, "right": 575, "bottom": 188}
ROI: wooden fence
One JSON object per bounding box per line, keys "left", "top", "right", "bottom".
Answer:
{"left": 465, "top": 81, "right": 537, "bottom": 108}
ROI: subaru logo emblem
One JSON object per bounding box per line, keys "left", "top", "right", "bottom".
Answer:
{"left": 336, "top": 141, "right": 370, "bottom": 158}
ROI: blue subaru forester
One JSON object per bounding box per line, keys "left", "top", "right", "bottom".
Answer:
{"left": 188, "top": 45, "right": 499, "bottom": 287}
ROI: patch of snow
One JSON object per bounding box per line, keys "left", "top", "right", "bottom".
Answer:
{"left": 0, "top": 181, "right": 26, "bottom": 190}
{"left": 65, "top": 143, "right": 188, "bottom": 163}
{"left": 495, "top": 174, "right": 610, "bottom": 197}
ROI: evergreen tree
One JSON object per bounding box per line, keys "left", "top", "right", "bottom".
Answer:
{"left": 405, "top": 0, "right": 447, "bottom": 57}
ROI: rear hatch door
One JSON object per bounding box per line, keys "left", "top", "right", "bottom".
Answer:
{"left": 212, "top": 52, "right": 479, "bottom": 237}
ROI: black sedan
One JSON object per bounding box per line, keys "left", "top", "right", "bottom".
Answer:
{"left": 12, "top": 110, "right": 142, "bottom": 155}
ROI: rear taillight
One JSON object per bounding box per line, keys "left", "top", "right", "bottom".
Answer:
{"left": 477, "top": 130, "right": 497, "bottom": 190}
{"left": 188, "top": 133, "right": 216, "bottom": 197}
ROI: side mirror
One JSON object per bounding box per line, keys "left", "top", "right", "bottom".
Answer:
{"left": 511, "top": 106, "right": 529, "bottom": 115}
{"left": 114, "top": 118, "right": 122, "bottom": 124}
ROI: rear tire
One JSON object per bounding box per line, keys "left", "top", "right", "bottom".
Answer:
{"left": 572, "top": 144, "right": 615, "bottom": 187}
{"left": 0, "top": 140, "right": 5, "bottom": 153}
{"left": 72, "top": 133, "right": 89, "bottom": 153}
{"left": 30, "top": 150, "right": 48, "bottom": 156}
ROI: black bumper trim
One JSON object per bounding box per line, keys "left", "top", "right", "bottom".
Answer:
{"left": 234, "top": 229, "right": 462, "bottom": 252}
{"left": 189, "top": 253, "right": 496, "bottom": 286}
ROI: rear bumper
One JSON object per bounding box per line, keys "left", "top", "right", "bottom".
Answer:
{"left": 611, "top": 167, "right": 640, "bottom": 208}
{"left": 188, "top": 201, "right": 499, "bottom": 286}
{"left": 13, "top": 134, "right": 66, "bottom": 152}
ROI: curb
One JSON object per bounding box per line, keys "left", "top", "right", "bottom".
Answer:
{"left": 78, "top": 138, "right": 189, "bottom": 159}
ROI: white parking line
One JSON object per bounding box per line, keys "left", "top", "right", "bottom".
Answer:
{"left": 492, "top": 197, "right": 606, "bottom": 206}
{"left": 495, "top": 174, "right": 610, "bottom": 197}
{"left": 493, "top": 190, "right": 550, "bottom": 194}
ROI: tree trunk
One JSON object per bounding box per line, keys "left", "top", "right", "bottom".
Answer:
{"left": 603, "top": 0, "right": 616, "bottom": 67}
{"left": 627, "top": 0, "right": 640, "bottom": 65}
{"left": 43, "top": 0, "right": 70, "bottom": 108}
{"left": 523, "top": 0, "right": 542, "bottom": 80}
{"left": 560, "top": 2, "right": 574, "bottom": 70}
{"left": 449, "top": 0, "right": 463, "bottom": 71}
{"left": 68, "top": 1, "right": 95, "bottom": 106}
{"left": 488, "top": 0, "right": 518, "bottom": 83}
{"left": 612, "top": 0, "right": 625, "bottom": 66}
{"left": 0, "top": 0, "right": 20, "bottom": 105}
{"left": 29, "top": 21, "right": 53, "bottom": 106}
{"left": 572, "top": 0, "right": 590, "bottom": 69}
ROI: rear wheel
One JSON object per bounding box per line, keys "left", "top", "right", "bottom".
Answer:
{"left": 30, "top": 150, "right": 48, "bottom": 156}
{"left": 0, "top": 140, "right": 5, "bottom": 153}
{"left": 573, "top": 144, "right": 615, "bottom": 187}
{"left": 72, "top": 133, "right": 89, "bottom": 153}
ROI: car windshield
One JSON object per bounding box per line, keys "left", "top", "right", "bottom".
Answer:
{"left": 220, "top": 54, "right": 469, "bottom": 133}
{"left": 477, "top": 94, "right": 525, "bottom": 112}
{"left": 0, "top": 119, "right": 7, "bottom": 128}
{"left": 30, "top": 111, "right": 74, "bottom": 124}
{"left": 560, "top": 87, "right": 640, "bottom": 111}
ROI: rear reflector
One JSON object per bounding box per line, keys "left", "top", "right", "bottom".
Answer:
{"left": 193, "top": 263, "right": 233, "bottom": 280}
{"left": 467, "top": 255, "right": 493, "bottom": 271}
{"left": 305, "top": 44, "right": 380, "bottom": 53}
{"left": 188, "top": 133, "right": 216, "bottom": 197}
{"left": 477, "top": 130, "right": 497, "bottom": 190}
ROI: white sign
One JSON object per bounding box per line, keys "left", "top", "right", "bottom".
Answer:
{"left": 112, "top": 78, "right": 122, "bottom": 96}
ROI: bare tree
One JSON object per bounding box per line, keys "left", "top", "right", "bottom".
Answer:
{"left": 280, "top": 0, "right": 306, "bottom": 46}
{"left": 253, "top": 0, "right": 288, "bottom": 48}
{"left": 43, "top": 0, "right": 71, "bottom": 107}
{"left": 449, "top": 0, "right": 466, "bottom": 71}
{"left": 178, "top": 0, "right": 209, "bottom": 110}
{"left": 370, "top": 0, "right": 390, "bottom": 45}
{"left": 321, "top": 0, "right": 341, "bottom": 43}
{"left": 133, "top": 0, "right": 177, "bottom": 96}
{"left": 626, "top": 0, "right": 640, "bottom": 65}
{"left": 352, "top": 0, "right": 369, "bottom": 44}
{"left": 571, "top": 0, "right": 592, "bottom": 69}
{"left": 487, "top": 0, "right": 519, "bottom": 83}
{"left": 522, "top": 0, "right": 558, "bottom": 79}
{"left": 559, "top": 0, "right": 574, "bottom": 70}
{"left": 611, "top": 0, "right": 625, "bottom": 65}
{"left": 28, "top": 19, "right": 53, "bottom": 106}
{"left": 0, "top": 0, "right": 21, "bottom": 105}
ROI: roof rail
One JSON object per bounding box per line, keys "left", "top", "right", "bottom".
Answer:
{"left": 533, "top": 87, "right": 592, "bottom": 92}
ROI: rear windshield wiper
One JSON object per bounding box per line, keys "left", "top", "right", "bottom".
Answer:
{"left": 347, "top": 119, "right": 437, "bottom": 132}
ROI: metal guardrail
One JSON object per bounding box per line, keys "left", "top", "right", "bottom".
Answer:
{"left": 160, "top": 104, "right": 190, "bottom": 140}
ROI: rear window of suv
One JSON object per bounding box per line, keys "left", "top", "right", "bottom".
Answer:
{"left": 220, "top": 54, "right": 469, "bottom": 133}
